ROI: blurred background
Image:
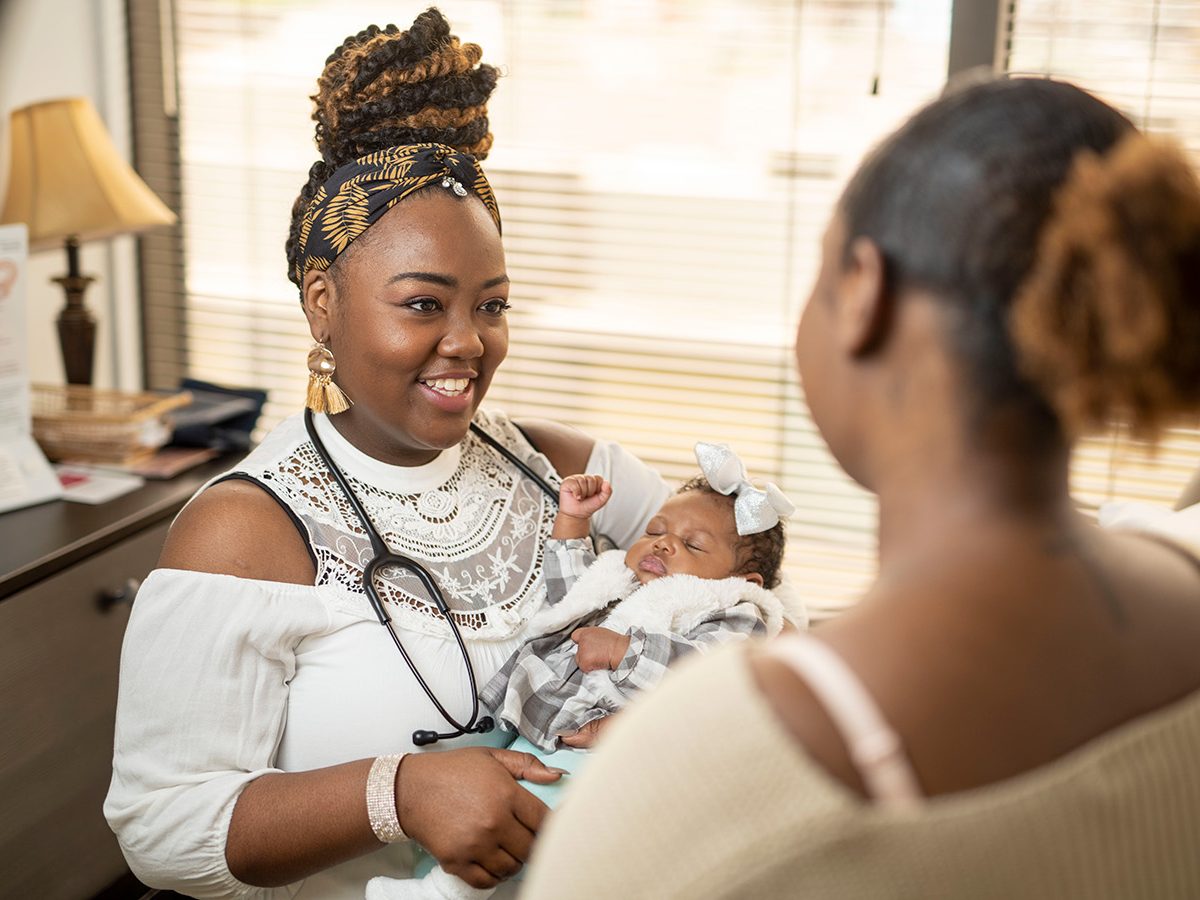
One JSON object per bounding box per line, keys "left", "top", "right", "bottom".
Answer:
{"left": 3, "top": 0, "right": 1199, "bottom": 617}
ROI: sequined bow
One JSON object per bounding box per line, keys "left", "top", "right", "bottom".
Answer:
{"left": 694, "top": 441, "right": 795, "bottom": 536}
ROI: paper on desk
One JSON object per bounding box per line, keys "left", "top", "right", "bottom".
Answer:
{"left": 0, "top": 434, "right": 65, "bottom": 511}
{"left": 55, "top": 465, "right": 145, "bottom": 504}
{"left": 0, "top": 225, "right": 62, "bottom": 512}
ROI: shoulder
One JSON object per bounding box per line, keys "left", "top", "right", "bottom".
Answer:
{"left": 158, "top": 477, "right": 316, "bottom": 585}
{"left": 746, "top": 636, "right": 872, "bottom": 798}
{"left": 522, "top": 643, "right": 851, "bottom": 898}
{"left": 511, "top": 417, "right": 594, "bottom": 477}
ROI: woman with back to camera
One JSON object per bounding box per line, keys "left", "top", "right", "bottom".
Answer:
{"left": 523, "top": 76, "right": 1200, "bottom": 898}
{"left": 103, "top": 10, "right": 669, "bottom": 898}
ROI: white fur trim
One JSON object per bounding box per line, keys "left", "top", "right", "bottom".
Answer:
{"left": 529, "top": 550, "right": 637, "bottom": 635}
{"left": 532, "top": 549, "right": 791, "bottom": 638}
{"left": 773, "top": 571, "right": 809, "bottom": 628}
{"left": 601, "top": 572, "right": 785, "bottom": 637}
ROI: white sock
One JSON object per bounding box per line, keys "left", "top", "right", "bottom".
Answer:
{"left": 366, "top": 865, "right": 495, "bottom": 900}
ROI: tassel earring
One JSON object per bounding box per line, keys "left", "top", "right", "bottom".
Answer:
{"left": 306, "top": 342, "right": 352, "bottom": 414}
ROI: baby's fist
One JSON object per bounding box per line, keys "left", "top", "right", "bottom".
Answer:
{"left": 558, "top": 474, "right": 612, "bottom": 520}
{"left": 571, "top": 626, "right": 631, "bottom": 672}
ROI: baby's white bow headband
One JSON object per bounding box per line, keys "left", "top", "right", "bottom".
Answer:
{"left": 694, "top": 442, "right": 795, "bottom": 536}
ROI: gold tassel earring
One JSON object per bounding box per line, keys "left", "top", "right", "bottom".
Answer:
{"left": 306, "top": 342, "right": 352, "bottom": 414}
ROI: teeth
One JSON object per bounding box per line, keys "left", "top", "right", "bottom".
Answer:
{"left": 423, "top": 377, "right": 470, "bottom": 396}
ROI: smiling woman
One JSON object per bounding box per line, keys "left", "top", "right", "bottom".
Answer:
{"left": 303, "top": 187, "right": 512, "bottom": 465}
{"left": 102, "top": 10, "right": 670, "bottom": 899}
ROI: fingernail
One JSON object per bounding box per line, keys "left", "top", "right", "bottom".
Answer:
{"left": 547, "top": 767, "right": 570, "bottom": 775}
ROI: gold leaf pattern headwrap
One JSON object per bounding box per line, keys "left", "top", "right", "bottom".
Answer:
{"left": 294, "top": 142, "right": 502, "bottom": 286}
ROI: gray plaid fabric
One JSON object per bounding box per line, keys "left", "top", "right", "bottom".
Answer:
{"left": 480, "top": 538, "right": 768, "bottom": 751}
{"left": 539, "top": 537, "right": 594, "bottom": 603}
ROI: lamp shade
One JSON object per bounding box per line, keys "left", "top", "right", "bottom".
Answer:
{"left": 0, "top": 97, "right": 177, "bottom": 252}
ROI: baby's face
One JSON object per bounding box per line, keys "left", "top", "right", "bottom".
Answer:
{"left": 624, "top": 491, "right": 743, "bottom": 585}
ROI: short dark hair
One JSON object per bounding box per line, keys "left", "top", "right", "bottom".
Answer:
{"left": 839, "top": 77, "right": 1141, "bottom": 447}
{"left": 677, "top": 476, "right": 786, "bottom": 589}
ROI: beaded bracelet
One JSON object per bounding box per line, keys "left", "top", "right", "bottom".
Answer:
{"left": 365, "top": 753, "right": 408, "bottom": 843}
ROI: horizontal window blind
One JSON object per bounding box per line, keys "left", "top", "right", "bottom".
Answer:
{"left": 144, "top": 1, "right": 1200, "bottom": 617}
{"left": 162, "top": 0, "right": 954, "bottom": 619}
{"left": 1007, "top": 0, "right": 1200, "bottom": 513}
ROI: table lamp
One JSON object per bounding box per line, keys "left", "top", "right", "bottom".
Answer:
{"left": 0, "top": 97, "right": 177, "bottom": 385}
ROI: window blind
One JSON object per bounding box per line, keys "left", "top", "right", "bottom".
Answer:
{"left": 1006, "top": 0, "right": 1200, "bottom": 512}
{"left": 152, "top": 0, "right": 954, "bottom": 619}
{"left": 141, "top": 1, "right": 1200, "bottom": 618}
{"left": 140, "top": 1, "right": 1200, "bottom": 617}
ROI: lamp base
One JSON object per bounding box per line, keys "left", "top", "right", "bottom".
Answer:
{"left": 53, "top": 273, "right": 97, "bottom": 386}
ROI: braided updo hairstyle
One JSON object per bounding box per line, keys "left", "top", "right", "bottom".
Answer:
{"left": 839, "top": 76, "right": 1200, "bottom": 446}
{"left": 285, "top": 8, "right": 499, "bottom": 291}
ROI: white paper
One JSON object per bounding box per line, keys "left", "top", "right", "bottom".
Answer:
{"left": 54, "top": 465, "right": 145, "bottom": 505}
{"left": 0, "top": 224, "right": 63, "bottom": 512}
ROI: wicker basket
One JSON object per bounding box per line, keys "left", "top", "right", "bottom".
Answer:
{"left": 31, "top": 384, "right": 193, "bottom": 465}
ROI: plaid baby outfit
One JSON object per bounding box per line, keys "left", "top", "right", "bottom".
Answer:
{"left": 479, "top": 539, "right": 789, "bottom": 751}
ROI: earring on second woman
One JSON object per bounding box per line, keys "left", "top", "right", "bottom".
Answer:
{"left": 306, "top": 342, "right": 353, "bottom": 414}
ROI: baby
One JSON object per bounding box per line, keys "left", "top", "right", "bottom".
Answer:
{"left": 482, "top": 441, "right": 804, "bottom": 752}
{"left": 368, "top": 443, "right": 804, "bottom": 900}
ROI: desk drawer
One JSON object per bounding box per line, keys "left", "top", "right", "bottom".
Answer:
{"left": 0, "top": 519, "right": 170, "bottom": 900}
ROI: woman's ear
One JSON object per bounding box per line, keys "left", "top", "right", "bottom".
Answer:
{"left": 302, "top": 269, "right": 334, "bottom": 342}
{"left": 837, "top": 237, "right": 892, "bottom": 357}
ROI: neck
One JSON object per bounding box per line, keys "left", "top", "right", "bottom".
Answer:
{"left": 873, "top": 427, "right": 1075, "bottom": 570}
{"left": 326, "top": 409, "right": 442, "bottom": 467}
{"left": 847, "top": 291, "right": 1079, "bottom": 569}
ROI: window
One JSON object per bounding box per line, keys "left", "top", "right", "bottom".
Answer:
{"left": 139, "top": 0, "right": 954, "bottom": 618}
{"left": 134, "top": 1, "right": 1198, "bottom": 618}
{"left": 1007, "top": 1, "right": 1200, "bottom": 510}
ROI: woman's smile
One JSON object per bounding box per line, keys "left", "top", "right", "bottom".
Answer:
{"left": 417, "top": 374, "right": 476, "bottom": 412}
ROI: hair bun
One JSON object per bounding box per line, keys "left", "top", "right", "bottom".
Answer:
{"left": 1011, "top": 134, "right": 1200, "bottom": 441}
{"left": 312, "top": 8, "right": 498, "bottom": 165}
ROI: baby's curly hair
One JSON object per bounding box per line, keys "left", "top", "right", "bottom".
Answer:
{"left": 285, "top": 8, "right": 499, "bottom": 290}
{"left": 677, "top": 476, "right": 787, "bottom": 589}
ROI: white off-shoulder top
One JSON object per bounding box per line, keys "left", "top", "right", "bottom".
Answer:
{"left": 104, "top": 409, "right": 668, "bottom": 899}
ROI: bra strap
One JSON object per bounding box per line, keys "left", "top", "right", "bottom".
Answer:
{"left": 767, "top": 632, "right": 922, "bottom": 809}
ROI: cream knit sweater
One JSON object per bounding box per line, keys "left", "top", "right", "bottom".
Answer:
{"left": 521, "top": 640, "right": 1200, "bottom": 899}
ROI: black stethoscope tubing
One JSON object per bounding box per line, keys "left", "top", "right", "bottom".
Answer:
{"left": 303, "top": 409, "right": 558, "bottom": 746}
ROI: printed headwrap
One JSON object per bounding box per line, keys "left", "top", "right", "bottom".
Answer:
{"left": 294, "top": 142, "right": 501, "bottom": 286}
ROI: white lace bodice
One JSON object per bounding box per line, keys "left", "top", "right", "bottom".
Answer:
{"left": 220, "top": 409, "right": 559, "bottom": 641}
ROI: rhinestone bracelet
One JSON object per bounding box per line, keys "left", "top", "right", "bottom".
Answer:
{"left": 366, "top": 753, "right": 408, "bottom": 843}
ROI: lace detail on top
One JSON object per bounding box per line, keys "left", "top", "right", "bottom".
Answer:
{"left": 226, "top": 410, "right": 559, "bottom": 641}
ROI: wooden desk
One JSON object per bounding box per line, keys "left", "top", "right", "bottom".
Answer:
{"left": 0, "top": 456, "right": 237, "bottom": 900}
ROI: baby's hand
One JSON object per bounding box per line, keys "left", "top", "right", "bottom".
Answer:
{"left": 558, "top": 474, "right": 612, "bottom": 521}
{"left": 559, "top": 715, "right": 615, "bottom": 749}
{"left": 571, "top": 626, "right": 631, "bottom": 672}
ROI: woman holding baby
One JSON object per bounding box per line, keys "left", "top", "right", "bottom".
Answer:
{"left": 107, "top": 7, "right": 1200, "bottom": 900}
{"left": 105, "top": 10, "right": 673, "bottom": 898}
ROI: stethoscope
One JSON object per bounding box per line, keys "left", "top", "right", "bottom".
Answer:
{"left": 303, "top": 409, "right": 559, "bottom": 746}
